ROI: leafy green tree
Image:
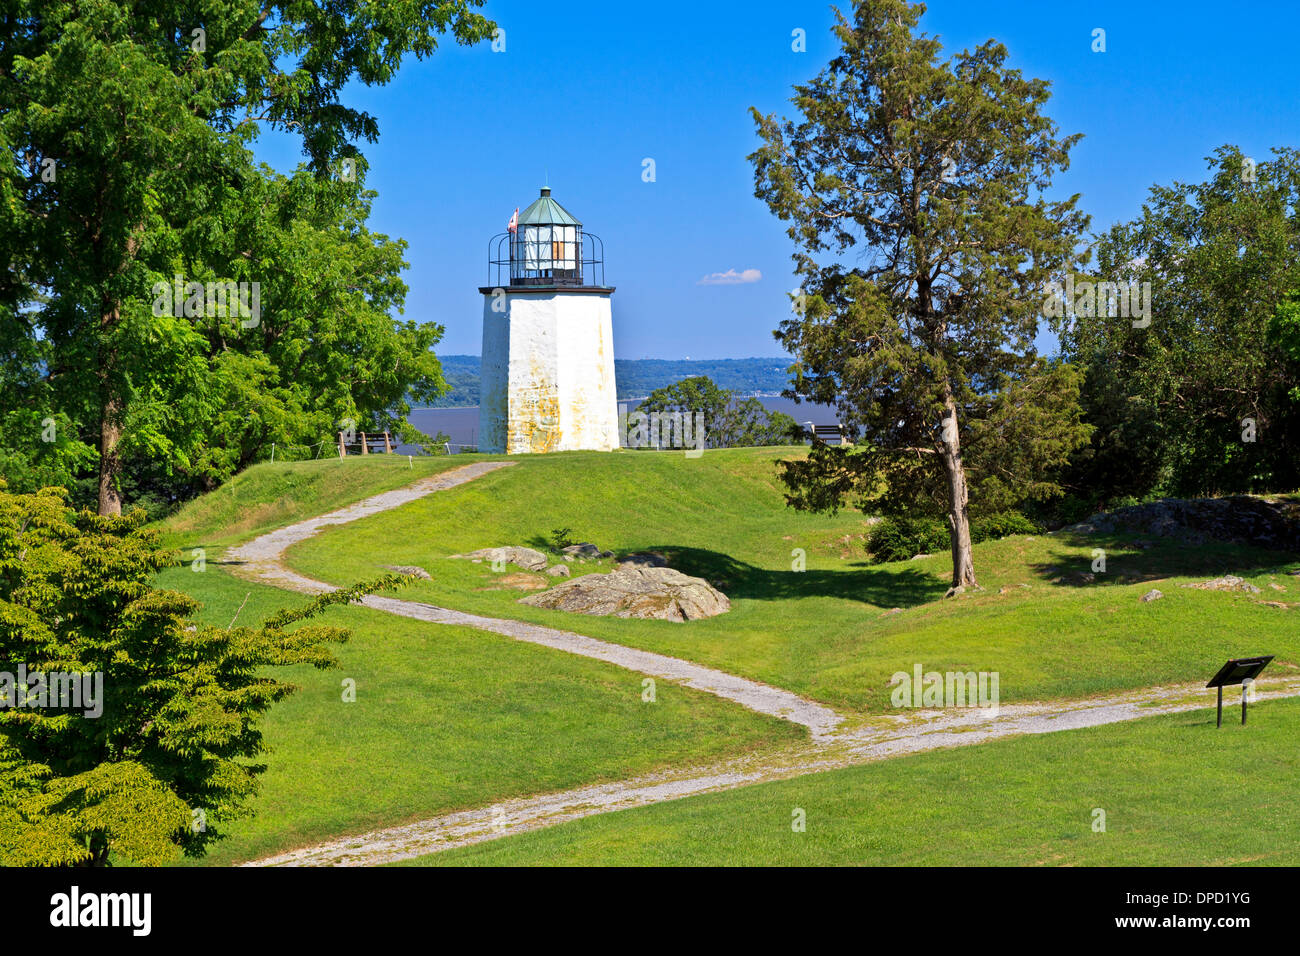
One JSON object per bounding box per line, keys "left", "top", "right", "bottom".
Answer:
{"left": 0, "top": 482, "right": 406, "bottom": 865}
{"left": 718, "top": 398, "right": 799, "bottom": 447}
{"left": 0, "top": 1, "right": 494, "bottom": 514}
{"left": 640, "top": 377, "right": 732, "bottom": 441}
{"left": 1271, "top": 289, "right": 1300, "bottom": 406}
{"left": 749, "top": 0, "right": 1090, "bottom": 590}
{"left": 1062, "top": 147, "right": 1300, "bottom": 499}
{"left": 639, "top": 376, "right": 797, "bottom": 448}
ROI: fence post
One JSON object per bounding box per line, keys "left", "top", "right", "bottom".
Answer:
{"left": 384, "top": 431, "right": 392, "bottom": 454}
{"left": 338, "top": 432, "right": 346, "bottom": 458}
{"left": 360, "top": 432, "right": 368, "bottom": 455}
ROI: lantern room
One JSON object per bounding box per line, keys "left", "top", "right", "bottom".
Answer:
{"left": 486, "top": 186, "right": 607, "bottom": 288}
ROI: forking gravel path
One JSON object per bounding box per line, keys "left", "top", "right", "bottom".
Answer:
{"left": 223, "top": 460, "right": 1300, "bottom": 866}
{"left": 224, "top": 460, "right": 844, "bottom": 737}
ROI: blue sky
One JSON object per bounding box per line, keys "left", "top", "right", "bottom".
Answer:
{"left": 255, "top": 0, "right": 1300, "bottom": 360}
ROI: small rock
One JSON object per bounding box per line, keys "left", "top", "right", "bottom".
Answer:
{"left": 451, "top": 547, "right": 549, "bottom": 572}
{"left": 1261, "top": 601, "right": 1289, "bottom": 609}
{"left": 881, "top": 607, "right": 903, "bottom": 616}
{"left": 545, "top": 565, "right": 571, "bottom": 577}
{"left": 1270, "top": 583, "right": 1286, "bottom": 592}
{"left": 561, "top": 542, "right": 603, "bottom": 559}
{"left": 998, "top": 586, "right": 1009, "bottom": 595}
{"left": 1181, "top": 575, "right": 1262, "bottom": 594}
{"left": 381, "top": 564, "right": 432, "bottom": 580}
{"left": 1140, "top": 588, "right": 1163, "bottom": 602}
{"left": 910, "top": 553, "right": 930, "bottom": 560}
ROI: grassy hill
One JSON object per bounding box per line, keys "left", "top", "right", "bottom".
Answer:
{"left": 282, "top": 447, "right": 1300, "bottom": 713}
{"left": 151, "top": 447, "right": 1300, "bottom": 864}
{"left": 151, "top": 454, "right": 803, "bottom": 864}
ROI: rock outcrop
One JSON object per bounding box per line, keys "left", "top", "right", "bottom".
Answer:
{"left": 519, "top": 566, "right": 730, "bottom": 622}
{"left": 1065, "top": 497, "right": 1300, "bottom": 550}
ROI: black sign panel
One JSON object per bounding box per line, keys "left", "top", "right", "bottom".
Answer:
{"left": 1206, "top": 655, "right": 1274, "bottom": 688}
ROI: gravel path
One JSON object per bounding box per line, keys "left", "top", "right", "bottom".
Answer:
{"left": 226, "top": 462, "right": 1300, "bottom": 866}
{"left": 248, "top": 677, "right": 1300, "bottom": 866}
{"left": 224, "top": 460, "right": 844, "bottom": 738}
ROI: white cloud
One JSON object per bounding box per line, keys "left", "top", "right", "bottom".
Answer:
{"left": 696, "top": 268, "right": 762, "bottom": 286}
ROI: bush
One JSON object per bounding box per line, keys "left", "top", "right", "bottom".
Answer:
{"left": 971, "top": 511, "right": 1041, "bottom": 542}
{"left": 867, "top": 511, "right": 1042, "bottom": 562}
{"left": 866, "top": 515, "right": 949, "bottom": 562}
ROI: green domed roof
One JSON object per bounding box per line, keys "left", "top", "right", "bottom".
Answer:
{"left": 518, "top": 186, "right": 581, "bottom": 227}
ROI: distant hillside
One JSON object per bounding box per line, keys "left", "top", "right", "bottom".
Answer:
{"left": 429, "top": 355, "right": 794, "bottom": 407}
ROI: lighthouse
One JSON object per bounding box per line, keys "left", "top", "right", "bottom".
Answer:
{"left": 478, "top": 187, "right": 620, "bottom": 454}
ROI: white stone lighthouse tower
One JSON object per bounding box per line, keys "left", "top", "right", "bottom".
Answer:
{"left": 478, "top": 187, "right": 619, "bottom": 454}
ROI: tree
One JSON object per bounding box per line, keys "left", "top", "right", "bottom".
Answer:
{"left": 639, "top": 376, "right": 798, "bottom": 448}
{"left": 1061, "top": 147, "right": 1300, "bottom": 499}
{"left": 0, "top": 1, "right": 494, "bottom": 514}
{"left": 0, "top": 482, "right": 408, "bottom": 865}
{"left": 749, "top": 0, "right": 1091, "bottom": 590}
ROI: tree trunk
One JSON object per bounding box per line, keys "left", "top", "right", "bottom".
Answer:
{"left": 97, "top": 394, "right": 123, "bottom": 516}
{"left": 97, "top": 301, "right": 123, "bottom": 516}
{"left": 938, "top": 395, "right": 978, "bottom": 593}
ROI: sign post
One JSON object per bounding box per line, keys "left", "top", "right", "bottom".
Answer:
{"left": 1206, "top": 656, "right": 1273, "bottom": 727}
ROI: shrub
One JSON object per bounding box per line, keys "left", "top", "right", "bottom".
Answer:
{"left": 867, "top": 511, "right": 1042, "bottom": 562}
{"left": 866, "top": 515, "right": 949, "bottom": 562}
{"left": 971, "top": 510, "right": 1041, "bottom": 542}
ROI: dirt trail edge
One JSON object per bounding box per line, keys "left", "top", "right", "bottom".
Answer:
{"left": 224, "top": 460, "right": 844, "bottom": 738}
{"left": 247, "top": 677, "right": 1300, "bottom": 866}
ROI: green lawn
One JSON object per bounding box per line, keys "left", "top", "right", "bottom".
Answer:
{"left": 281, "top": 447, "right": 1300, "bottom": 713}
{"left": 150, "top": 448, "right": 1300, "bottom": 864}
{"left": 414, "top": 696, "right": 1300, "bottom": 867}
{"left": 156, "top": 453, "right": 493, "bottom": 550}
{"left": 157, "top": 562, "right": 803, "bottom": 865}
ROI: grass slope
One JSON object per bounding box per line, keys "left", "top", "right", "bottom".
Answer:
{"left": 155, "top": 455, "right": 488, "bottom": 550}
{"left": 282, "top": 447, "right": 1300, "bottom": 713}
{"left": 160, "top": 564, "right": 802, "bottom": 865}
{"left": 417, "top": 697, "right": 1300, "bottom": 867}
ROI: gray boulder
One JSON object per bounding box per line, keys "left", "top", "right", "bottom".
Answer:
{"left": 1072, "top": 497, "right": 1300, "bottom": 549}
{"left": 545, "top": 564, "right": 571, "bottom": 577}
{"left": 520, "top": 566, "right": 730, "bottom": 622}
{"left": 450, "top": 546, "right": 550, "bottom": 572}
